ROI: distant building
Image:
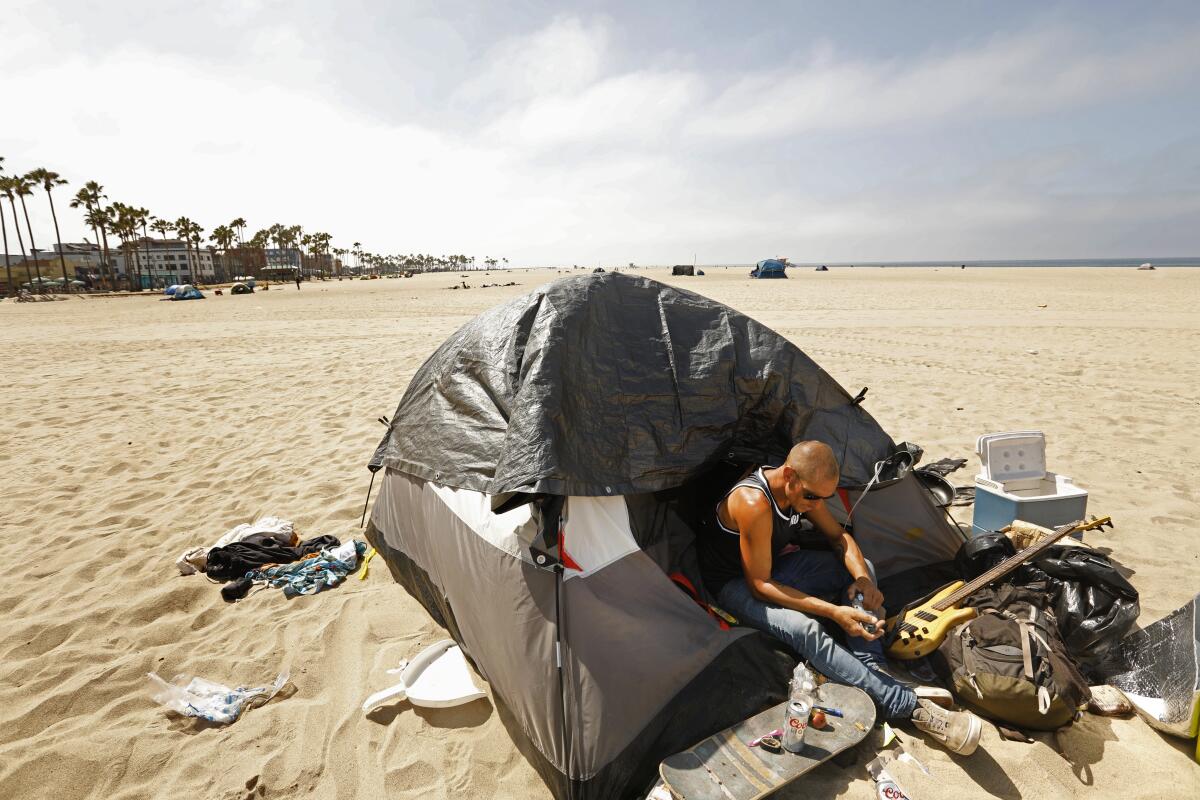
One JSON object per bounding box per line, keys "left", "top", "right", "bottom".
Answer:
{"left": 265, "top": 247, "right": 301, "bottom": 268}
{"left": 110, "top": 238, "right": 216, "bottom": 286}
{"left": 217, "top": 246, "right": 267, "bottom": 280}
{"left": 2, "top": 244, "right": 103, "bottom": 288}
{"left": 264, "top": 248, "right": 340, "bottom": 278}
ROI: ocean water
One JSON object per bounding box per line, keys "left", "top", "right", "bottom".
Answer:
{"left": 782, "top": 257, "right": 1200, "bottom": 269}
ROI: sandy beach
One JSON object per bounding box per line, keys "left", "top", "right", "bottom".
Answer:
{"left": 2, "top": 267, "right": 1198, "bottom": 800}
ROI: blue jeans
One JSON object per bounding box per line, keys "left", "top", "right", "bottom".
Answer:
{"left": 716, "top": 549, "right": 917, "bottom": 720}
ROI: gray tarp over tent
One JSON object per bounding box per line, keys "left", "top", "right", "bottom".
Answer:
{"left": 366, "top": 273, "right": 963, "bottom": 799}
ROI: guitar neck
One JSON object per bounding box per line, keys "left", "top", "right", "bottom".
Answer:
{"left": 934, "top": 520, "right": 1085, "bottom": 610}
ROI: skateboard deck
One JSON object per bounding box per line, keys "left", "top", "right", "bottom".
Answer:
{"left": 659, "top": 683, "right": 876, "bottom": 800}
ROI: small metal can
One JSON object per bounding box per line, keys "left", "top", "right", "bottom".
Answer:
{"left": 781, "top": 698, "right": 811, "bottom": 753}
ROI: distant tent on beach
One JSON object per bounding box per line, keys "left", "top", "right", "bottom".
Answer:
{"left": 749, "top": 258, "right": 788, "bottom": 278}
{"left": 671, "top": 265, "right": 694, "bottom": 276}
{"left": 168, "top": 284, "right": 204, "bottom": 300}
{"left": 365, "top": 273, "right": 964, "bottom": 799}
{"left": 1138, "top": 262, "right": 1156, "bottom": 270}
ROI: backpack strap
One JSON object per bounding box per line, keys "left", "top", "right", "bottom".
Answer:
{"left": 1017, "top": 608, "right": 1054, "bottom": 715}
{"left": 959, "top": 623, "right": 985, "bottom": 699}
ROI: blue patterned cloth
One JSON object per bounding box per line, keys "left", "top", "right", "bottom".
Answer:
{"left": 252, "top": 540, "right": 366, "bottom": 597}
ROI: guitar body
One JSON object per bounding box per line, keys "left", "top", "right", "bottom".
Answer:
{"left": 884, "top": 581, "right": 979, "bottom": 660}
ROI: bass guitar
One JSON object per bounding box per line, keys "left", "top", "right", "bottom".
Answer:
{"left": 884, "top": 516, "right": 1113, "bottom": 660}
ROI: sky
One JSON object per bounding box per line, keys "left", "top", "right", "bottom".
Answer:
{"left": 3, "top": 0, "right": 1199, "bottom": 265}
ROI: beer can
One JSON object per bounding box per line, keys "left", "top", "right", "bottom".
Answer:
{"left": 781, "top": 699, "right": 811, "bottom": 753}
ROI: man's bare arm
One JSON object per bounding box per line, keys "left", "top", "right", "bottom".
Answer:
{"left": 807, "top": 502, "right": 884, "bottom": 611}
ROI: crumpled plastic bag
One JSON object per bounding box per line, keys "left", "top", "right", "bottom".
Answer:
{"left": 147, "top": 670, "right": 289, "bottom": 724}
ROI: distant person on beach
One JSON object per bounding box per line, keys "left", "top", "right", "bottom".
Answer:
{"left": 295, "top": 271, "right": 302, "bottom": 290}
{"left": 697, "top": 441, "right": 983, "bottom": 755}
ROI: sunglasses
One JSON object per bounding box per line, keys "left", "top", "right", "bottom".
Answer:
{"left": 801, "top": 486, "right": 837, "bottom": 502}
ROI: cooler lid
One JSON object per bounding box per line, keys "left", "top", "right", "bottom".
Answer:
{"left": 976, "top": 430, "right": 1046, "bottom": 483}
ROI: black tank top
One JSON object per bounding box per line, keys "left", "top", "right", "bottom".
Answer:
{"left": 697, "top": 466, "right": 807, "bottom": 595}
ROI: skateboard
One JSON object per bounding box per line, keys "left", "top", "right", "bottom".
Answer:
{"left": 659, "top": 683, "right": 876, "bottom": 800}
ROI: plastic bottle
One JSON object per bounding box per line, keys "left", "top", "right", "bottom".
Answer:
{"left": 790, "top": 661, "right": 816, "bottom": 699}
{"left": 783, "top": 662, "right": 816, "bottom": 753}
{"left": 852, "top": 591, "right": 878, "bottom": 635}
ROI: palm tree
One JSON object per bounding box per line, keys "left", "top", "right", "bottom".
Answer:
{"left": 0, "top": 176, "right": 33, "bottom": 292}
{"left": 249, "top": 228, "right": 270, "bottom": 283}
{"left": 149, "top": 217, "right": 174, "bottom": 284}
{"left": 26, "top": 168, "right": 70, "bottom": 291}
{"left": 150, "top": 217, "right": 173, "bottom": 241}
{"left": 175, "top": 217, "right": 197, "bottom": 284}
{"left": 211, "top": 224, "right": 235, "bottom": 280}
{"left": 309, "top": 231, "right": 332, "bottom": 276}
{"left": 70, "top": 181, "right": 110, "bottom": 288}
{"left": 84, "top": 206, "right": 114, "bottom": 289}
{"left": 0, "top": 159, "right": 13, "bottom": 296}
{"left": 229, "top": 217, "right": 246, "bottom": 246}
{"left": 105, "top": 203, "right": 126, "bottom": 289}
{"left": 288, "top": 225, "right": 304, "bottom": 275}
{"left": 108, "top": 203, "right": 138, "bottom": 290}
{"left": 13, "top": 176, "right": 44, "bottom": 290}
{"left": 135, "top": 208, "right": 154, "bottom": 288}
{"left": 190, "top": 225, "right": 206, "bottom": 284}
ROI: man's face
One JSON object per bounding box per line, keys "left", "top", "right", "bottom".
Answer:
{"left": 783, "top": 467, "right": 839, "bottom": 513}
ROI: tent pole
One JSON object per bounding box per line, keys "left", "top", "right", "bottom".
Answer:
{"left": 359, "top": 470, "right": 377, "bottom": 528}
{"left": 553, "top": 564, "right": 570, "bottom": 787}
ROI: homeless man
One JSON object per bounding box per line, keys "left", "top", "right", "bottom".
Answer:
{"left": 698, "top": 441, "right": 982, "bottom": 755}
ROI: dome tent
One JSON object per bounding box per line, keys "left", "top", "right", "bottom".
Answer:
{"left": 168, "top": 284, "right": 204, "bottom": 300}
{"left": 365, "top": 272, "right": 963, "bottom": 799}
{"left": 750, "top": 258, "right": 788, "bottom": 278}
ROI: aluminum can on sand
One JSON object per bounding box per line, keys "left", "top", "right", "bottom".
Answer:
{"left": 781, "top": 698, "right": 811, "bottom": 753}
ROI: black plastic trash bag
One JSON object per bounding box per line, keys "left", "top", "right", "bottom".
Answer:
{"left": 1021, "top": 545, "right": 1140, "bottom": 675}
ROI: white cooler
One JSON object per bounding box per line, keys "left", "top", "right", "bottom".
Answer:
{"left": 971, "top": 430, "right": 1088, "bottom": 536}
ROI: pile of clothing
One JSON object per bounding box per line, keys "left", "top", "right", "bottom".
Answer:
{"left": 220, "top": 540, "right": 366, "bottom": 601}
{"left": 176, "top": 516, "right": 298, "bottom": 575}
{"left": 175, "top": 515, "right": 366, "bottom": 603}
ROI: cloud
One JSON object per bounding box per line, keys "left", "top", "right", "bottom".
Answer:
{"left": 483, "top": 70, "right": 705, "bottom": 149}
{"left": 687, "top": 24, "right": 1200, "bottom": 140}
{"left": 453, "top": 16, "right": 609, "bottom": 108}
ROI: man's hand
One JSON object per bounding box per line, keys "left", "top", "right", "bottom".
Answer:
{"left": 847, "top": 577, "right": 884, "bottom": 612}
{"left": 832, "top": 606, "right": 885, "bottom": 641}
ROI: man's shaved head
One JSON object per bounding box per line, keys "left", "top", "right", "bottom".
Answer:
{"left": 784, "top": 441, "right": 840, "bottom": 484}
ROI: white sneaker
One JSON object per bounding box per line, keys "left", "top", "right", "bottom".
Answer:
{"left": 911, "top": 699, "right": 983, "bottom": 756}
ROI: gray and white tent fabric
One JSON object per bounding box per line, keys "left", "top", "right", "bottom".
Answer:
{"left": 365, "top": 273, "right": 964, "bottom": 799}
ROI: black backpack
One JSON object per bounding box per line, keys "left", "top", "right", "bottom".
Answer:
{"left": 934, "top": 585, "right": 1091, "bottom": 730}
